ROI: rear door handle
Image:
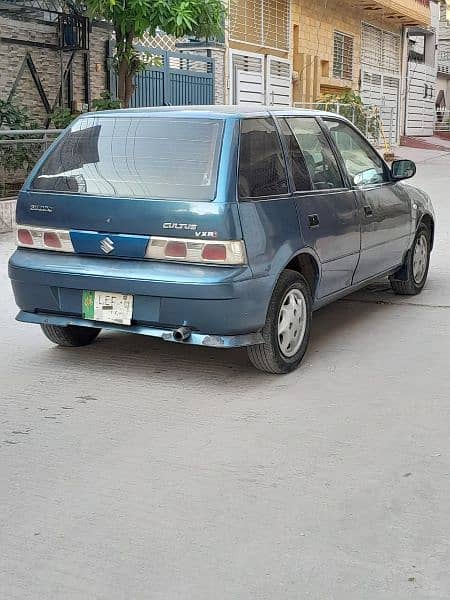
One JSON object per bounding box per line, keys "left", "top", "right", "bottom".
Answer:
{"left": 308, "top": 214, "right": 320, "bottom": 228}
{"left": 364, "top": 205, "right": 373, "bottom": 217}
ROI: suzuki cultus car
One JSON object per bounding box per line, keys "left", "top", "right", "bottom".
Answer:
{"left": 9, "top": 107, "right": 435, "bottom": 373}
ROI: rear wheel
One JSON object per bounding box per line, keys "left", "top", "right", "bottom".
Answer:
{"left": 41, "top": 324, "right": 101, "bottom": 347}
{"left": 247, "top": 270, "right": 312, "bottom": 374}
{"left": 390, "top": 224, "right": 431, "bottom": 295}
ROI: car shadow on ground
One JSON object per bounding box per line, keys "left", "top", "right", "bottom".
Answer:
{"left": 36, "top": 286, "right": 392, "bottom": 385}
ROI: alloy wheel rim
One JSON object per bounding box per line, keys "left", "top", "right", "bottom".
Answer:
{"left": 277, "top": 288, "right": 307, "bottom": 358}
{"left": 412, "top": 234, "right": 428, "bottom": 284}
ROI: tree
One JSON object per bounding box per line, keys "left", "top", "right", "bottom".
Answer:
{"left": 85, "top": 0, "right": 225, "bottom": 107}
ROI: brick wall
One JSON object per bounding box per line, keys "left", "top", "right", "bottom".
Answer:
{"left": 0, "top": 12, "right": 110, "bottom": 125}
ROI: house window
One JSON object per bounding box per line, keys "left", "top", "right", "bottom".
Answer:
{"left": 408, "top": 34, "right": 426, "bottom": 63}
{"left": 333, "top": 31, "right": 353, "bottom": 80}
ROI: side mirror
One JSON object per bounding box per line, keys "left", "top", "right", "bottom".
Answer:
{"left": 391, "top": 159, "right": 416, "bottom": 181}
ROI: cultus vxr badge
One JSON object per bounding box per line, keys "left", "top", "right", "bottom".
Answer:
{"left": 163, "top": 223, "right": 218, "bottom": 238}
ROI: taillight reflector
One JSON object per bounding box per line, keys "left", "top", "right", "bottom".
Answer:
{"left": 165, "top": 240, "right": 187, "bottom": 258}
{"left": 145, "top": 237, "right": 246, "bottom": 265}
{"left": 43, "top": 231, "right": 62, "bottom": 248}
{"left": 16, "top": 226, "right": 74, "bottom": 253}
{"left": 201, "top": 244, "right": 227, "bottom": 261}
{"left": 17, "top": 228, "right": 33, "bottom": 246}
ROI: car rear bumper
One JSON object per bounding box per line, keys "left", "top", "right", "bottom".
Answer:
{"left": 9, "top": 249, "right": 273, "bottom": 343}
{"left": 16, "top": 311, "right": 263, "bottom": 348}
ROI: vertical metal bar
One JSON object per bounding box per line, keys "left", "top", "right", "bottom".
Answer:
{"left": 59, "top": 50, "right": 65, "bottom": 107}
{"left": 210, "top": 56, "right": 215, "bottom": 104}
{"left": 163, "top": 50, "right": 170, "bottom": 106}
{"left": 388, "top": 107, "right": 392, "bottom": 146}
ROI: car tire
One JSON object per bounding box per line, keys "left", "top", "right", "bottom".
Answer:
{"left": 390, "top": 224, "right": 431, "bottom": 296}
{"left": 247, "top": 269, "right": 312, "bottom": 374}
{"left": 40, "top": 324, "right": 101, "bottom": 347}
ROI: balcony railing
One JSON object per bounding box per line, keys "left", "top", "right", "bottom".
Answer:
{"left": 438, "top": 50, "right": 450, "bottom": 75}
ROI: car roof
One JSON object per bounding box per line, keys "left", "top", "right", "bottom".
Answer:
{"left": 86, "top": 105, "right": 341, "bottom": 120}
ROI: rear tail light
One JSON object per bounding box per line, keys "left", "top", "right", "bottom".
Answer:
{"left": 16, "top": 226, "right": 74, "bottom": 252}
{"left": 17, "top": 228, "right": 34, "bottom": 246}
{"left": 43, "top": 231, "right": 62, "bottom": 249}
{"left": 201, "top": 244, "right": 227, "bottom": 261}
{"left": 165, "top": 240, "right": 188, "bottom": 258}
{"left": 145, "top": 237, "right": 246, "bottom": 265}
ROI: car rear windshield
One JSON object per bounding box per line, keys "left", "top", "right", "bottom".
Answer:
{"left": 30, "top": 116, "right": 224, "bottom": 201}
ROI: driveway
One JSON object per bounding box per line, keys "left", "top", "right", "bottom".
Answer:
{"left": 0, "top": 146, "right": 449, "bottom": 599}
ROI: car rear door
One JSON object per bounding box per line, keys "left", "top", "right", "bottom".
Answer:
{"left": 236, "top": 116, "right": 303, "bottom": 279}
{"left": 323, "top": 118, "right": 412, "bottom": 283}
{"left": 278, "top": 116, "right": 361, "bottom": 298}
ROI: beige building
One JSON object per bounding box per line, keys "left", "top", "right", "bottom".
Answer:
{"left": 222, "top": 0, "right": 432, "bottom": 141}
{"left": 291, "top": 0, "right": 430, "bottom": 104}
{"left": 225, "top": 0, "right": 431, "bottom": 122}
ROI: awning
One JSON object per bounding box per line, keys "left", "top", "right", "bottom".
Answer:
{"left": 353, "top": 0, "right": 431, "bottom": 27}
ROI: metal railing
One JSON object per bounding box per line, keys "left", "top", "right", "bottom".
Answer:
{"left": 0, "top": 129, "right": 62, "bottom": 198}
{"left": 293, "top": 102, "right": 398, "bottom": 148}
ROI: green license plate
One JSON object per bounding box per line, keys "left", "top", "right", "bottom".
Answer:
{"left": 82, "top": 290, "right": 133, "bottom": 325}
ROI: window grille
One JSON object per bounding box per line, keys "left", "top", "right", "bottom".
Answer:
{"left": 333, "top": 31, "right": 353, "bottom": 80}
{"left": 229, "top": 0, "right": 290, "bottom": 52}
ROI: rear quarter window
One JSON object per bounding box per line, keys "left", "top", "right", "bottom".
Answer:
{"left": 30, "top": 116, "right": 224, "bottom": 201}
{"left": 238, "top": 118, "right": 289, "bottom": 199}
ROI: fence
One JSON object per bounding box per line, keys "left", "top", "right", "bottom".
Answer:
{"left": 293, "top": 102, "right": 398, "bottom": 148}
{"left": 0, "top": 129, "right": 62, "bottom": 198}
{"left": 109, "top": 46, "right": 215, "bottom": 108}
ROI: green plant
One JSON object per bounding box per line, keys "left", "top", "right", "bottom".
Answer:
{"left": 0, "top": 101, "right": 41, "bottom": 197}
{"left": 50, "top": 107, "right": 78, "bottom": 129}
{"left": 85, "top": 0, "right": 226, "bottom": 107}
{"left": 0, "top": 100, "right": 32, "bottom": 129}
{"left": 317, "top": 90, "right": 380, "bottom": 139}
{"left": 92, "top": 90, "right": 122, "bottom": 111}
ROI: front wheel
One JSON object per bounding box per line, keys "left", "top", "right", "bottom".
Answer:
{"left": 247, "top": 270, "right": 312, "bottom": 374}
{"left": 390, "top": 224, "right": 431, "bottom": 295}
{"left": 41, "top": 324, "right": 101, "bottom": 347}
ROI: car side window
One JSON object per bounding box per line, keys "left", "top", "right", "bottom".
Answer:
{"left": 238, "top": 118, "right": 289, "bottom": 199}
{"left": 284, "top": 117, "right": 344, "bottom": 190}
{"left": 325, "top": 119, "right": 388, "bottom": 186}
{"left": 278, "top": 118, "right": 312, "bottom": 192}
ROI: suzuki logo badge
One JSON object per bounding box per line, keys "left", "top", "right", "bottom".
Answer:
{"left": 100, "top": 237, "right": 114, "bottom": 254}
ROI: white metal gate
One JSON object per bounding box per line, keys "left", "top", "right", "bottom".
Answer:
{"left": 266, "top": 56, "right": 292, "bottom": 106}
{"left": 360, "top": 24, "right": 401, "bottom": 145}
{"left": 230, "top": 51, "right": 292, "bottom": 106}
{"left": 405, "top": 62, "right": 437, "bottom": 136}
{"left": 231, "top": 51, "right": 265, "bottom": 105}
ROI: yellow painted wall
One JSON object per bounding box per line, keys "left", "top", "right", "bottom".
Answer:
{"left": 291, "top": 0, "right": 403, "bottom": 104}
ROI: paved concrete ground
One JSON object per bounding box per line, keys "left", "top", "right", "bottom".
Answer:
{"left": 1, "top": 147, "right": 449, "bottom": 600}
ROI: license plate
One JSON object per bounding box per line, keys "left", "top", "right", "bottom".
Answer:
{"left": 82, "top": 291, "right": 133, "bottom": 325}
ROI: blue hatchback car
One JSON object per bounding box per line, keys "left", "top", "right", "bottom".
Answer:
{"left": 9, "top": 106, "right": 435, "bottom": 373}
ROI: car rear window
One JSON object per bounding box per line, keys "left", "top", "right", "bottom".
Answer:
{"left": 30, "top": 116, "right": 224, "bottom": 201}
